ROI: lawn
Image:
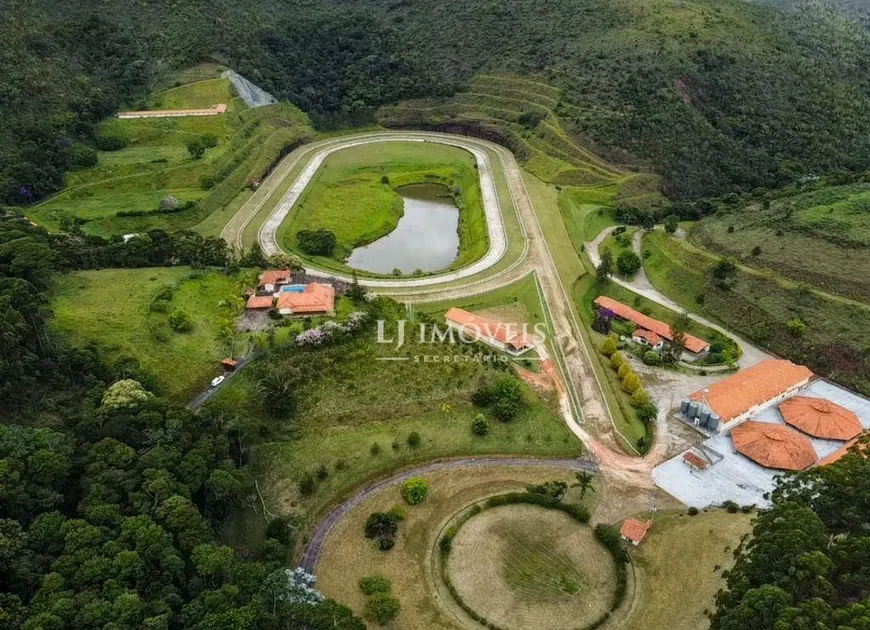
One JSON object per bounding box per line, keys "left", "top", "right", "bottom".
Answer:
{"left": 643, "top": 230, "right": 870, "bottom": 396}
{"left": 314, "top": 465, "right": 597, "bottom": 630}
{"left": 276, "top": 141, "right": 488, "bottom": 275}
{"left": 28, "top": 70, "right": 311, "bottom": 237}
{"left": 449, "top": 504, "right": 615, "bottom": 629}
{"left": 619, "top": 509, "right": 753, "bottom": 630}
{"left": 49, "top": 267, "right": 249, "bottom": 401}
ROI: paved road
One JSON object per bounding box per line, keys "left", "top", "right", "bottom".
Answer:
{"left": 298, "top": 456, "right": 597, "bottom": 571}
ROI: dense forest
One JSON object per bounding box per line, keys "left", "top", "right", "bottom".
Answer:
{"left": 712, "top": 441, "right": 870, "bottom": 629}
{"left": 0, "top": 213, "right": 364, "bottom": 628}
{"left": 2, "top": 0, "right": 870, "bottom": 205}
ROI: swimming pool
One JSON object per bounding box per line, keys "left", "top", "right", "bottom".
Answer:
{"left": 280, "top": 284, "right": 305, "bottom": 293}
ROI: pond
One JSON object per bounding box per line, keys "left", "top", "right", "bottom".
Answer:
{"left": 346, "top": 183, "right": 460, "bottom": 275}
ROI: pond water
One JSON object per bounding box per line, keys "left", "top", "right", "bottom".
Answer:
{"left": 346, "top": 183, "right": 460, "bottom": 274}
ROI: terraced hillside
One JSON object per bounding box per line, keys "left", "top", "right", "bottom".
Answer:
{"left": 378, "top": 75, "right": 660, "bottom": 203}
{"left": 28, "top": 67, "right": 312, "bottom": 237}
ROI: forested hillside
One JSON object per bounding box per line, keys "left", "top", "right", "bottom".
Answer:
{"left": 2, "top": 0, "right": 870, "bottom": 203}
{"left": 762, "top": 0, "right": 870, "bottom": 28}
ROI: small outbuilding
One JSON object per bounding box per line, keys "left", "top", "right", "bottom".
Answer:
{"left": 246, "top": 295, "right": 274, "bottom": 310}
{"left": 258, "top": 269, "right": 292, "bottom": 293}
{"left": 731, "top": 421, "right": 817, "bottom": 471}
{"left": 632, "top": 328, "right": 664, "bottom": 350}
{"left": 620, "top": 518, "right": 652, "bottom": 546}
{"left": 779, "top": 396, "right": 862, "bottom": 441}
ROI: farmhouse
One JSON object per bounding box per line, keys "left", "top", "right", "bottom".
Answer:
{"left": 444, "top": 307, "right": 535, "bottom": 356}
{"left": 682, "top": 359, "right": 814, "bottom": 433}
{"left": 258, "top": 269, "right": 292, "bottom": 293}
{"left": 276, "top": 282, "right": 335, "bottom": 316}
{"left": 632, "top": 328, "right": 664, "bottom": 350}
{"left": 619, "top": 518, "right": 652, "bottom": 546}
{"left": 117, "top": 103, "right": 228, "bottom": 119}
{"left": 593, "top": 296, "right": 709, "bottom": 355}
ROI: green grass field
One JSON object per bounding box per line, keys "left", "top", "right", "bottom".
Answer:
{"left": 690, "top": 183, "right": 870, "bottom": 303}
{"left": 276, "top": 141, "right": 488, "bottom": 275}
{"left": 644, "top": 230, "right": 870, "bottom": 396}
{"left": 29, "top": 67, "right": 311, "bottom": 237}
{"left": 49, "top": 267, "right": 250, "bottom": 400}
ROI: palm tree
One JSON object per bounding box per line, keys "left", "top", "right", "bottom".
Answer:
{"left": 572, "top": 471, "right": 596, "bottom": 499}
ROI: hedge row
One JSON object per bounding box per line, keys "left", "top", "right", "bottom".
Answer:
{"left": 593, "top": 524, "right": 629, "bottom": 611}
{"left": 484, "top": 492, "right": 590, "bottom": 523}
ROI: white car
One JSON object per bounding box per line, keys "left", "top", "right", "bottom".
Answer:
{"left": 210, "top": 375, "right": 226, "bottom": 388}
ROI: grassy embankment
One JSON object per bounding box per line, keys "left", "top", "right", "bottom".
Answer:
{"left": 275, "top": 141, "right": 488, "bottom": 276}
{"left": 643, "top": 229, "right": 870, "bottom": 396}
{"left": 29, "top": 64, "right": 311, "bottom": 237}
{"left": 49, "top": 267, "right": 251, "bottom": 401}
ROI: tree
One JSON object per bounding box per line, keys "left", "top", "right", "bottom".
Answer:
{"left": 267, "top": 252, "right": 304, "bottom": 272}
{"left": 489, "top": 377, "right": 524, "bottom": 421}
{"left": 407, "top": 432, "right": 421, "bottom": 448}
{"left": 363, "top": 512, "right": 398, "bottom": 540}
{"left": 101, "top": 379, "right": 153, "bottom": 410}
{"left": 596, "top": 249, "right": 613, "bottom": 282}
{"left": 617, "top": 250, "right": 642, "bottom": 276}
{"left": 631, "top": 387, "right": 651, "bottom": 406}
{"left": 572, "top": 472, "right": 596, "bottom": 499}
{"left": 664, "top": 215, "right": 679, "bottom": 233}
{"left": 296, "top": 229, "right": 337, "bottom": 256}
{"left": 401, "top": 478, "right": 428, "bottom": 505}
{"left": 621, "top": 371, "right": 642, "bottom": 394}
{"left": 257, "top": 366, "right": 302, "bottom": 417}
{"left": 610, "top": 352, "right": 625, "bottom": 369}
{"left": 637, "top": 402, "right": 658, "bottom": 424}
{"left": 667, "top": 311, "right": 691, "bottom": 362}
{"left": 602, "top": 336, "right": 618, "bottom": 356}
{"left": 359, "top": 575, "right": 392, "bottom": 596}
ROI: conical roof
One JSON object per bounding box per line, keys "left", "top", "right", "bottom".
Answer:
{"left": 780, "top": 396, "right": 862, "bottom": 441}
{"left": 731, "top": 421, "right": 817, "bottom": 471}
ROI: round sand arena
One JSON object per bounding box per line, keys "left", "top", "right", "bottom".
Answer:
{"left": 447, "top": 504, "right": 616, "bottom": 629}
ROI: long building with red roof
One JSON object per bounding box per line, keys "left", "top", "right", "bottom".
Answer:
{"left": 593, "top": 296, "right": 709, "bottom": 354}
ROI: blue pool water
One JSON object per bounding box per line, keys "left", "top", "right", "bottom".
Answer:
{"left": 280, "top": 284, "right": 305, "bottom": 293}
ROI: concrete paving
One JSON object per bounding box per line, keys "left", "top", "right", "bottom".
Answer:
{"left": 652, "top": 379, "right": 870, "bottom": 508}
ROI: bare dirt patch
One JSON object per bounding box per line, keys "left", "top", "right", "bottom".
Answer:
{"left": 448, "top": 505, "right": 616, "bottom": 630}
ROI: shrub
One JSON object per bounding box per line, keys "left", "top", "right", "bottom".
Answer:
{"left": 387, "top": 505, "right": 406, "bottom": 521}
{"left": 601, "top": 336, "right": 618, "bottom": 356}
{"left": 664, "top": 215, "right": 679, "bottom": 233}
{"left": 377, "top": 537, "right": 394, "bottom": 551}
{"left": 370, "top": 443, "right": 381, "bottom": 456}
{"left": 168, "top": 309, "right": 193, "bottom": 333}
{"left": 299, "top": 473, "right": 316, "bottom": 496}
{"left": 471, "top": 414, "right": 490, "bottom": 436}
{"left": 787, "top": 317, "right": 807, "bottom": 337}
{"left": 439, "top": 526, "right": 457, "bottom": 555}
{"left": 631, "top": 387, "right": 651, "bottom": 406}
{"left": 297, "top": 229, "right": 337, "bottom": 256}
{"left": 359, "top": 574, "right": 392, "bottom": 596}
{"left": 621, "top": 371, "right": 642, "bottom": 394}
{"left": 751, "top": 245, "right": 762, "bottom": 256}
{"left": 637, "top": 402, "right": 658, "bottom": 424}
{"left": 265, "top": 516, "right": 293, "bottom": 546}
{"left": 610, "top": 352, "right": 625, "bottom": 369}
{"left": 490, "top": 377, "right": 524, "bottom": 421}
{"left": 485, "top": 492, "right": 589, "bottom": 523}
{"left": 407, "top": 432, "right": 421, "bottom": 448}
{"left": 401, "top": 478, "right": 429, "bottom": 505}
{"left": 364, "top": 512, "right": 399, "bottom": 540}
{"left": 316, "top": 464, "right": 329, "bottom": 481}
{"left": 365, "top": 593, "right": 400, "bottom": 625}
{"left": 688, "top": 506, "right": 699, "bottom": 516}
{"left": 642, "top": 351, "right": 662, "bottom": 366}
{"left": 617, "top": 362, "right": 631, "bottom": 379}
{"left": 380, "top": 175, "right": 390, "bottom": 185}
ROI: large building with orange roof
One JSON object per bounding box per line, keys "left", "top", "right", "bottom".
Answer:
{"left": 730, "top": 421, "right": 817, "bottom": 471}
{"left": 444, "top": 307, "right": 535, "bottom": 356}
{"left": 780, "top": 397, "right": 863, "bottom": 441}
{"left": 594, "top": 296, "right": 709, "bottom": 355}
{"left": 683, "top": 359, "right": 814, "bottom": 433}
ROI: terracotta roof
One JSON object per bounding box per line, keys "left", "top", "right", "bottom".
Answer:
{"left": 221, "top": 358, "right": 238, "bottom": 368}
{"left": 689, "top": 359, "right": 814, "bottom": 423}
{"left": 594, "top": 296, "right": 709, "bottom": 354}
{"left": 620, "top": 518, "right": 652, "bottom": 544}
{"left": 815, "top": 433, "right": 869, "bottom": 467}
{"left": 246, "top": 295, "right": 274, "bottom": 309}
{"left": 444, "top": 307, "right": 534, "bottom": 350}
{"left": 633, "top": 328, "right": 664, "bottom": 346}
{"left": 683, "top": 451, "right": 710, "bottom": 470}
{"left": 731, "top": 421, "right": 817, "bottom": 471}
{"left": 117, "top": 103, "right": 227, "bottom": 118}
{"left": 258, "top": 269, "right": 291, "bottom": 288}
{"left": 779, "top": 396, "right": 862, "bottom": 441}
{"left": 276, "top": 283, "right": 335, "bottom": 314}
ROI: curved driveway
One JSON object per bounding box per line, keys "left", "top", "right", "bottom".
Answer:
{"left": 298, "top": 456, "right": 597, "bottom": 571}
